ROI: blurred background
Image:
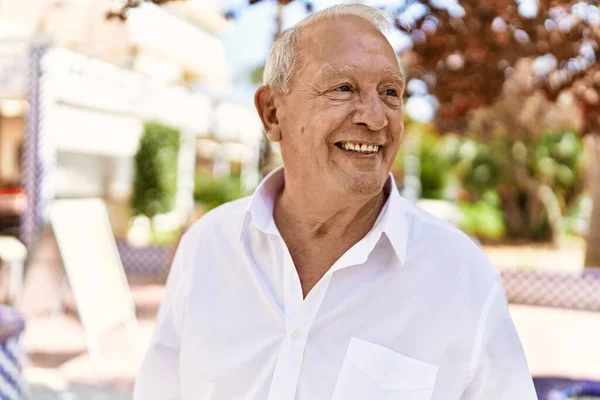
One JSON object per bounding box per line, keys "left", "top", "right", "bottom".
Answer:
{"left": 0, "top": 0, "right": 599, "bottom": 399}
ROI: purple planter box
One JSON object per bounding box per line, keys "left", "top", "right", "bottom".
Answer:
{"left": 534, "top": 377, "right": 600, "bottom": 399}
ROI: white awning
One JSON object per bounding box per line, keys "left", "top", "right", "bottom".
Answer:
{"left": 162, "top": 1, "right": 231, "bottom": 35}
{"left": 127, "top": 2, "right": 231, "bottom": 87}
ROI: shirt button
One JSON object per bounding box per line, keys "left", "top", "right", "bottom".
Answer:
{"left": 290, "top": 330, "right": 300, "bottom": 340}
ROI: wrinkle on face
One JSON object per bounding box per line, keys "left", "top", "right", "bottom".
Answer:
{"left": 318, "top": 65, "right": 405, "bottom": 88}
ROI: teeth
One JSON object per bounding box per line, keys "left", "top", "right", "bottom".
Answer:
{"left": 339, "top": 142, "right": 380, "bottom": 154}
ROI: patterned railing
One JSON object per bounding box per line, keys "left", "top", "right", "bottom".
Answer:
{"left": 116, "top": 240, "right": 172, "bottom": 276}
{"left": 501, "top": 269, "right": 600, "bottom": 312}
{"left": 0, "top": 307, "right": 25, "bottom": 400}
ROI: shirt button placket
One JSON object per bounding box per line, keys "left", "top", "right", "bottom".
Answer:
{"left": 282, "top": 328, "right": 307, "bottom": 399}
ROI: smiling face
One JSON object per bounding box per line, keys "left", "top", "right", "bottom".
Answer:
{"left": 259, "top": 15, "right": 405, "bottom": 199}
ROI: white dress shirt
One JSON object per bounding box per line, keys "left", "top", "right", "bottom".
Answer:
{"left": 134, "top": 168, "right": 537, "bottom": 400}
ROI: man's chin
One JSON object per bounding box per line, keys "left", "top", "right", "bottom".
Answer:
{"left": 335, "top": 170, "right": 387, "bottom": 197}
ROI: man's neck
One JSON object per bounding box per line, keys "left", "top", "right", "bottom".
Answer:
{"left": 273, "top": 180, "right": 386, "bottom": 246}
{"left": 272, "top": 178, "right": 387, "bottom": 298}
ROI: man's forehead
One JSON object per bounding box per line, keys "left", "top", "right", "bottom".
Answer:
{"left": 316, "top": 64, "right": 405, "bottom": 83}
{"left": 298, "top": 15, "right": 391, "bottom": 56}
{"left": 294, "top": 16, "right": 404, "bottom": 86}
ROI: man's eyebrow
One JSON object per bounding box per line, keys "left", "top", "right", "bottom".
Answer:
{"left": 383, "top": 68, "right": 407, "bottom": 85}
{"left": 318, "top": 65, "right": 358, "bottom": 78}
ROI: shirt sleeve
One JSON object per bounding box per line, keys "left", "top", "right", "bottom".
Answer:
{"left": 133, "top": 234, "right": 190, "bottom": 400}
{"left": 461, "top": 275, "right": 538, "bottom": 400}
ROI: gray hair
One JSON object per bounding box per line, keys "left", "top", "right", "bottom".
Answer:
{"left": 263, "top": 4, "right": 393, "bottom": 94}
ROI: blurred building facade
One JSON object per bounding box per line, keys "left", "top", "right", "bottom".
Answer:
{"left": 0, "top": 0, "right": 232, "bottom": 84}
{"left": 0, "top": 0, "right": 262, "bottom": 242}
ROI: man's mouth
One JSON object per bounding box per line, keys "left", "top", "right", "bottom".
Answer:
{"left": 335, "top": 141, "right": 381, "bottom": 154}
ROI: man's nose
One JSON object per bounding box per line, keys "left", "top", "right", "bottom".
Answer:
{"left": 351, "top": 90, "right": 388, "bottom": 131}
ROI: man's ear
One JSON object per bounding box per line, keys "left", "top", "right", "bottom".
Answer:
{"left": 254, "top": 85, "right": 282, "bottom": 142}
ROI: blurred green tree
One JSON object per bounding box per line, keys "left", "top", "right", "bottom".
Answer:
{"left": 193, "top": 172, "right": 246, "bottom": 211}
{"left": 132, "top": 122, "right": 181, "bottom": 218}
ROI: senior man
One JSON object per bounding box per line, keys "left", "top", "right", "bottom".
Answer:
{"left": 134, "top": 4, "right": 537, "bottom": 400}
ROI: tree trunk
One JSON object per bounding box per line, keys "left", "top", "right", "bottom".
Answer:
{"left": 585, "top": 136, "right": 600, "bottom": 267}
{"left": 499, "top": 188, "right": 526, "bottom": 237}
{"left": 536, "top": 184, "right": 564, "bottom": 248}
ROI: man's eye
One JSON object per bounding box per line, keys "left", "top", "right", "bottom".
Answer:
{"left": 337, "top": 84, "right": 352, "bottom": 92}
{"left": 385, "top": 88, "right": 399, "bottom": 97}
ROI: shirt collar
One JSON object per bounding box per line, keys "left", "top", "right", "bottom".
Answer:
{"left": 242, "top": 167, "right": 284, "bottom": 238}
{"left": 380, "top": 176, "right": 408, "bottom": 265}
{"left": 241, "top": 167, "right": 408, "bottom": 265}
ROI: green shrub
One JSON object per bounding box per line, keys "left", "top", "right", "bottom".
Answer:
{"left": 194, "top": 172, "right": 246, "bottom": 211}
{"left": 131, "top": 122, "right": 181, "bottom": 218}
{"left": 531, "top": 131, "right": 583, "bottom": 190}
{"left": 418, "top": 131, "right": 451, "bottom": 199}
{"left": 457, "top": 130, "right": 583, "bottom": 240}
{"left": 151, "top": 227, "right": 182, "bottom": 246}
{"left": 395, "top": 123, "right": 455, "bottom": 200}
{"left": 396, "top": 124, "right": 584, "bottom": 241}
{"left": 459, "top": 197, "right": 506, "bottom": 240}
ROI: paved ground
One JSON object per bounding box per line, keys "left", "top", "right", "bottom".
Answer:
{"left": 511, "top": 305, "right": 600, "bottom": 381}
{"left": 29, "top": 384, "right": 132, "bottom": 400}
{"left": 20, "top": 281, "right": 600, "bottom": 399}
{"left": 22, "top": 283, "right": 162, "bottom": 399}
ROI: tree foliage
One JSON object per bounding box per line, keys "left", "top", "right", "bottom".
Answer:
{"left": 399, "top": 0, "right": 600, "bottom": 135}
{"left": 106, "top": 0, "right": 182, "bottom": 20}
{"left": 132, "top": 122, "right": 181, "bottom": 218}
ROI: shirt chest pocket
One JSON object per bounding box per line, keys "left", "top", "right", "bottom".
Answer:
{"left": 331, "top": 338, "right": 439, "bottom": 400}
